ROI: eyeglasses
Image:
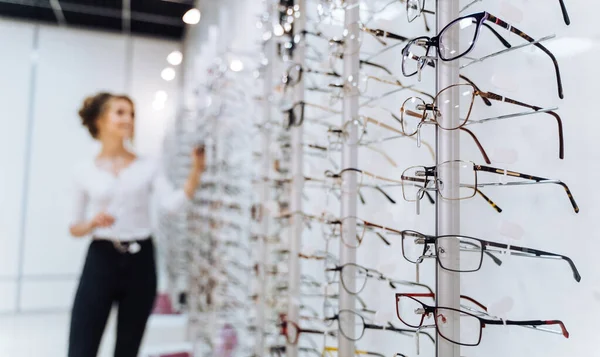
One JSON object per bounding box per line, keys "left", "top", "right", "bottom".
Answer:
{"left": 323, "top": 286, "right": 376, "bottom": 321}
{"left": 395, "top": 293, "right": 570, "bottom": 346}
{"left": 280, "top": 320, "right": 333, "bottom": 345}
{"left": 269, "top": 345, "right": 321, "bottom": 357}
{"left": 325, "top": 167, "right": 438, "bottom": 207}
{"left": 399, "top": 230, "right": 581, "bottom": 281}
{"left": 326, "top": 73, "right": 426, "bottom": 106}
{"left": 327, "top": 116, "right": 436, "bottom": 160}
{"left": 400, "top": 160, "right": 579, "bottom": 213}
{"left": 323, "top": 168, "right": 408, "bottom": 204}
{"left": 404, "top": 0, "right": 570, "bottom": 26}
{"left": 328, "top": 21, "right": 409, "bottom": 57}
{"left": 280, "top": 101, "right": 340, "bottom": 129}
{"left": 326, "top": 309, "right": 434, "bottom": 342}
{"left": 325, "top": 261, "right": 435, "bottom": 295}
{"left": 281, "top": 63, "right": 341, "bottom": 92}
{"left": 323, "top": 215, "right": 401, "bottom": 248}
{"left": 400, "top": 82, "right": 564, "bottom": 160}
{"left": 401, "top": 12, "right": 563, "bottom": 99}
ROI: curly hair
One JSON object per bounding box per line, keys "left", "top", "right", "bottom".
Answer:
{"left": 78, "top": 92, "right": 134, "bottom": 139}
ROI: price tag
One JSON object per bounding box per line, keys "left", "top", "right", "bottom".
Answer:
{"left": 498, "top": 220, "right": 524, "bottom": 242}
{"left": 500, "top": 1, "right": 524, "bottom": 24}
{"left": 488, "top": 296, "right": 514, "bottom": 321}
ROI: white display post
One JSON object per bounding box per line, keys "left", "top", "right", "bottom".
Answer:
{"left": 435, "top": 1, "right": 461, "bottom": 357}
{"left": 338, "top": 1, "right": 359, "bottom": 355}
{"left": 286, "top": 1, "right": 305, "bottom": 356}
{"left": 256, "top": 2, "right": 276, "bottom": 356}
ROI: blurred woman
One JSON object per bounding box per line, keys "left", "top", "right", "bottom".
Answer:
{"left": 68, "top": 92, "right": 204, "bottom": 357}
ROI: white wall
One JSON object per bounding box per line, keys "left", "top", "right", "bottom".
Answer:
{"left": 0, "top": 18, "right": 181, "bottom": 313}
{"left": 456, "top": 1, "right": 598, "bottom": 356}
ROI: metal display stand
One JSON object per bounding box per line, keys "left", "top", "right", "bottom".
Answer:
{"left": 286, "top": 1, "right": 305, "bottom": 356}
{"left": 435, "top": 1, "right": 461, "bottom": 357}
{"left": 338, "top": 0, "right": 360, "bottom": 355}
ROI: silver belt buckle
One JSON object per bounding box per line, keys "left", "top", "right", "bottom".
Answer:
{"left": 128, "top": 242, "right": 141, "bottom": 254}
{"left": 113, "top": 241, "right": 141, "bottom": 254}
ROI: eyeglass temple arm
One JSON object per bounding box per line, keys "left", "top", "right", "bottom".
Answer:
{"left": 486, "top": 14, "right": 564, "bottom": 99}
{"left": 377, "top": 113, "right": 435, "bottom": 159}
{"left": 558, "top": 0, "right": 571, "bottom": 25}
{"left": 365, "top": 145, "right": 399, "bottom": 167}
{"left": 360, "top": 59, "right": 394, "bottom": 75}
{"left": 300, "top": 328, "right": 328, "bottom": 335}
{"left": 479, "top": 91, "right": 564, "bottom": 159}
{"left": 388, "top": 279, "right": 434, "bottom": 295}
{"left": 472, "top": 187, "right": 503, "bottom": 213}
{"left": 307, "top": 68, "right": 342, "bottom": 78}
{"left": 458, "top": 74, "right": 492, "bottom": 106}
{"left": 372, "top": 186, "right": 396, "bottom": 204}
{"left": 358, "top": 190, "right": 367, "bottom": 205}
{"left": 302, "top": 30, "right": 328, "bottom": 40}
{"left": 366, "top": 74, "right": 434, "bottom": 100}
{"left": 459, "top": 127, "right": 492, "bottom": 164}
{"left": 475, "top": 165, "right": 579, "bottom": 213}
{"left": 483, "top": 240, "right": 581, "bottom": 282}
{"left": 401, "top": 105, "right": 491, "bottom": 164}
{"left": 369, "top": 28, "right": 410, "bottom": 42}
{"left": 363, "top": 323, "right": 418, "bottom": 338}
{"left": 459, "top": 239, "right": 503, "bottom": 266}
{"left": 481, "top": 23, "right": 512, "bottom": 49}
{"left": 481, "top": 318, "right": 569, "bottom": 338}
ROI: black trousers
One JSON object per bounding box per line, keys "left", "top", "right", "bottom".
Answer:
{"left": 68, "top": 239, "right": 157, "bottom": 357}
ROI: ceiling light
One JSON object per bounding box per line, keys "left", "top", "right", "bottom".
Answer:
{"left": 161, "top": 67, "right": 176, "bottom": 81}
{"left": 167, "top": 51, "right": 183, "bottom": 66}
{"left": 230, "top": 59, "right": 244, "bottom": 72}
{"left": 183, "top": 8, "right": 201, "bottom": 25}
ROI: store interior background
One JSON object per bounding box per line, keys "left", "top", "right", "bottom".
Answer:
{"left": 0, "top": 0, "right": 599, "bottom": 356}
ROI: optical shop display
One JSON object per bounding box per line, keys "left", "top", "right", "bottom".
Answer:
{"left": 156, "top": 0, "right": 582, "bottom": 356}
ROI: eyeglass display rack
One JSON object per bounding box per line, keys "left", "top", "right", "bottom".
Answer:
{"left": 255, "top": 0, "right": 577, "bottom": 356}
{"left": 160, "top": 56, "right": 257, "bottom": 356}
{"left": 160, "top": 0, "right": 578, "bottom": 355}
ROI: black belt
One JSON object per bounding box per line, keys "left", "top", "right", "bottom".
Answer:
{"left": 94, "top": 237, "right": 150, "bottom": 254}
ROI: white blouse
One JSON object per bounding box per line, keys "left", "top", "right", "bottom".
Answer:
{"left": 71, "top": 156, "right": 189, "bottom": 241}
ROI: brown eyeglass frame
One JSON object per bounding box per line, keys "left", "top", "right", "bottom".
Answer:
{"left": 400, "top": 82, "right": 564, "bottom": 161}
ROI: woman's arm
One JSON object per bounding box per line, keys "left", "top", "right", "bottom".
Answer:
{"left": 68, "top": 170, "right": 114, "bottom": 237}
{"left": 184, "top": 147, "right": 206, "bottom": 199}
{"left": 70, "top": 213, "right": 114, "bottom": 237}
{"left": 154, "top": 147, "right": 206, "bottom": 214}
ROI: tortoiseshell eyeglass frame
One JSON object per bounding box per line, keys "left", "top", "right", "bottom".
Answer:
{"left": 401, "top": 11, "right": 564, "bottom": 99}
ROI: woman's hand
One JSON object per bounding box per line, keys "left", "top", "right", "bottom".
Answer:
{"left": 192, "top": 146, "right": 206, "bottom": 174}
{"left": 90, "top": 212, "right": 115, "bottom": 229}
{"left": 69, "top": 212, "right": 114, "bottom": 237}
{"left": 184, "top": 146, "right": 206, "bottom": 199}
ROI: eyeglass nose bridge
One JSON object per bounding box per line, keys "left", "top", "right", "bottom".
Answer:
{"left": 416, "top": 55, "right": 436, "bottom": 82}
